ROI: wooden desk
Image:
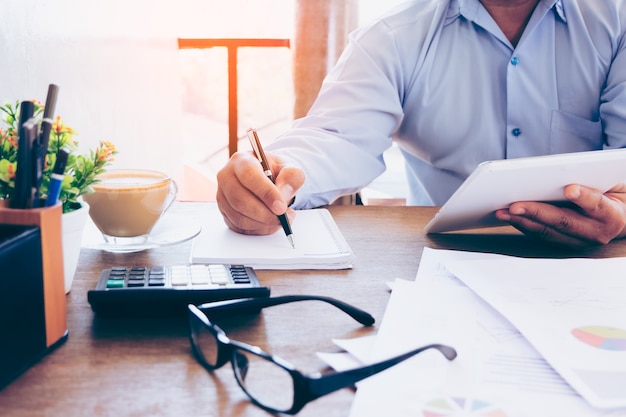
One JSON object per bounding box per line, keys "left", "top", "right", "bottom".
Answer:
{"left": 2, "top": 204, "right": 626, "bottom": 417}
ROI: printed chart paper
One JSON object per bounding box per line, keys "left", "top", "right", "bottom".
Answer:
{"left": 446, "top": 256, "right": 626, "bottom": 409}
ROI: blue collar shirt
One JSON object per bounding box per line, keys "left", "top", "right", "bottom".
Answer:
{"left": 268, "top": 0, "right": 626, "bottom": 206}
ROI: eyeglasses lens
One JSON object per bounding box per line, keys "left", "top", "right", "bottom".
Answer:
{"left": 190, "top": 318, "right": 220, "bottom": 368}
{"left": 232, "top": 349, "right": 295, "bottom": 413}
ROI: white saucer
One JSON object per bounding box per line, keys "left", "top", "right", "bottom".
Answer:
{"left": 82, "top": 212, "right": 202, "bottom": 253}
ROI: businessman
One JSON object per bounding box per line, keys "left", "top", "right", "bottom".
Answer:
{"left": 216, "top": 0, "right": 626, "bottom": 249}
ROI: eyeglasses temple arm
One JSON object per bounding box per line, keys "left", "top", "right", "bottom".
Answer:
{"left": 196, "top": 295, "right": 375, "bottom": 326}
{"left": 304, "top": 343, "right": 457, "bottom": 400}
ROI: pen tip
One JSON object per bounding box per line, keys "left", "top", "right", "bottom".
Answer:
{"left": 287, "top": 235, "right": 295, "bottom": 249}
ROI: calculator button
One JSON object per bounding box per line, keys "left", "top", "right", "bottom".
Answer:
{"left": 106, "top": 279, "right": 125, "bottom": 288}
{"left": 150, "top": 266, "right": 165, "bottom": 274}
{"left": 229, "top": 268, "right": 250, "bottom": 283}
{"left": 207, "top": 265, "right": 227, "bottom": 281}
{"left": 170, "top": 270, "right": 190, "bottom": 286}
{"left": 129, "top": 272, "right": 145, "bottom": 280}
{"left": 148, "top": 278, "right": 165, "bottom": 287}
{"left": 209, "top": 271, "right": 229, "bottom": 285}
{"left": 190, "top": 266, "right": 211, "bottom": 285}
{"left": 148, "top": 267, "right": 166, "bottom": 286}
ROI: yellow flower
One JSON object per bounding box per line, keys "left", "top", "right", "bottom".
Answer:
{"left": 0, "top": 100, "right": 117, "bottom": 212}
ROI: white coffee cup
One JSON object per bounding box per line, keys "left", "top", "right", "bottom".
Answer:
{"left": 83, "top": 169, "right": 177, "bottom": 245}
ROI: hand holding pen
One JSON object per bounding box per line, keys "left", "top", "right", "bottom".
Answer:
{"left": 247, "top": 128, "right": 296, "bottom": 248}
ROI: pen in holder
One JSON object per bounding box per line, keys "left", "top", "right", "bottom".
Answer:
{"left": 0, "top": 202, "right": 68, "bottom": 388}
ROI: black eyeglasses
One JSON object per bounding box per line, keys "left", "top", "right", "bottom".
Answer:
{"left": 188, "top": 295, "right": 457, "bottom": 414}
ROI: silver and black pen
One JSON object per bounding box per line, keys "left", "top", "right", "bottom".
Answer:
{"left": 247, "top": 128, "right": 295, "bottom": 249}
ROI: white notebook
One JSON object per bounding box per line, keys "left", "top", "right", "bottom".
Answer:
{"left": 190, "top": 207, "right": 354, "bottom": 269}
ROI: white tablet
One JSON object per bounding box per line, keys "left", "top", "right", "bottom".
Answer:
{"left": 424, "top": 148, "right": 626, "bottom": 233}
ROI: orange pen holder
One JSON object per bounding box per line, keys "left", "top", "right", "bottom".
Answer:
{"left": 0, "top": 203, "right": 68, "bottom": 388}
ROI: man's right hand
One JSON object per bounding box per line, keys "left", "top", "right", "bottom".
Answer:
{"left": 216, "top": 151, "right": 305, "bottom": 235}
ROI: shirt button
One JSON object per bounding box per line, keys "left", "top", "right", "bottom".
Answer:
{"left": 512, "top": 128, "right": 522, "bottom": 136}
{"left": 511, "top": 56, "right": 519, "bottom": 65}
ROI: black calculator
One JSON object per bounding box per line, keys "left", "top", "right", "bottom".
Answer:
{"left": 87, "top": 264, "right": 270, "bottom": 316}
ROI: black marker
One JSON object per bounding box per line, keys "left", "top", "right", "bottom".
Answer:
{"left": 11, "top": 101, "right": 35, "bottom": 208}
{"left": 22, "top": 118, "right": 40, "bottom": 208}
{"left": 33, "top": 84, "right": 60, "bottom": 206}
{"left": 39, "top": 84, "right": 59, "bottom": 161}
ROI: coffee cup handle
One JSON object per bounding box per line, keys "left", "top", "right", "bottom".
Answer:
{"left": 163, "top": 179, "right": 178, "bottom": 213}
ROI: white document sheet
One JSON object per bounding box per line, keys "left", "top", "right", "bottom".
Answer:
{"left": 349, "top": 248, "right": 624, "bottom": 417}
{"left": 445, "top": 256, "right": 626, "bottom": 409}
{"left": 316, "top": 336, "right": 377, "bottom": 372}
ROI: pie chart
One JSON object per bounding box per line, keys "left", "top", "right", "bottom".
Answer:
{"left": 422, "top": 397, "right": 508, "bottom": 417}
{"left": 571, "top": 325, "right": 626, "bottom": 351}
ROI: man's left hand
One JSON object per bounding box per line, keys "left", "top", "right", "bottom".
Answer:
{"left": 494, "top": 183, "right": 626, "bottom": 248}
